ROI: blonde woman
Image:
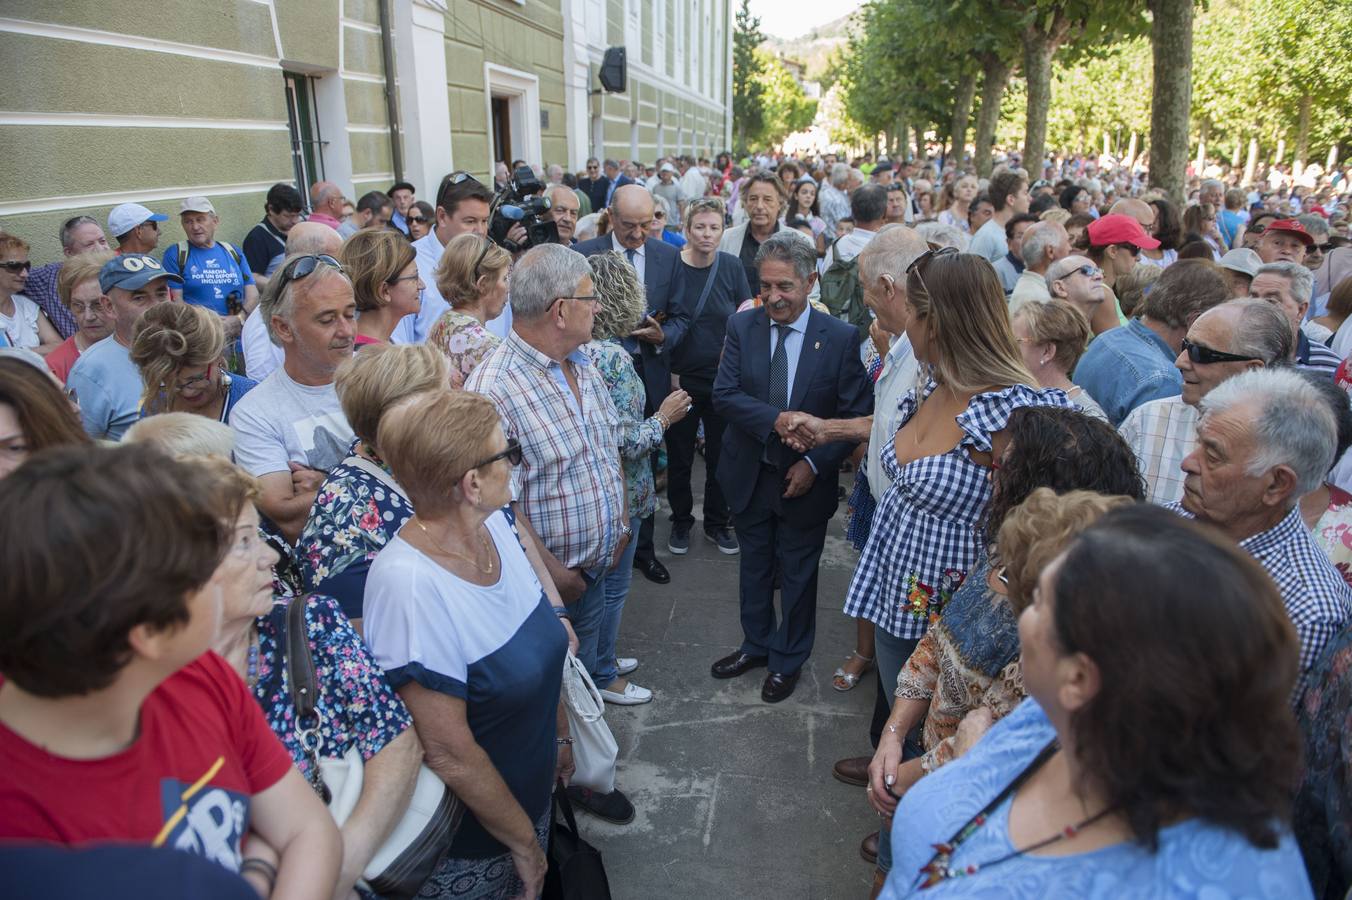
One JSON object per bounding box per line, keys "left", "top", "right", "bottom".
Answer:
{"left": 1010, "top": 300, "right": 1108, "bottom": 420}
{"left": 584, "top": 251, "right": 690, "bottom": 704}
{"left": 130, "top": 301, "right": 257, "bottom": 422}
{"left": 937, "top": 174, "right": 978, "bottom": 235}
{"left": 427, "top": 233, "right": 511, "bottom": 384}
{"left": 45, "top": 250, "right": 114, "bottom": 384}
{"left": 339, "top": 229, "right": 424, "bottom": 346}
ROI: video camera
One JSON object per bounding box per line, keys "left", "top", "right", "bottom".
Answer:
{"left": 488, "top": 165, "right": 559, "bottom": 252}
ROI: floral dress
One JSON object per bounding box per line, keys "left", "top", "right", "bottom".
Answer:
{"left": 297, "top": 444, "right": 412, "bottom": 620}
{"left": 428, "top": 309, "right": 500, "bottom": 385}
{"left": 585, "top": 338, "right": 665, "bottom": 519}
{"left": 252, "top": 594, "right": 413, "bottom": 779}
{"left": 1295, "top": 621, "right": 1352, "bottom": 899}
{"left": 1313, "top": 485, "right": 1352, "bottom": 589}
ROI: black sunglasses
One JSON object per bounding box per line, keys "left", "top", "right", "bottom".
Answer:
{"left": 275, "top": 254, "right": 343, "bottom": 296}
{"left": 472, "top": 237, "right": 494, "bottom": 282}
{"left": 473, "top": 438, "right": 523, "bottom": 469}
{"left": 0, "top": 260, "right": 32, "bottom": 273}
{"left": 906, "top": 245, "right": 959, "bottom": 297}
{"left": 1181, "top": 337, "right": 1261, "bottom": 365}
{"left": 436, "top": 171, "right": 480, "bottom": 210}
{"left": 407, "top": 215, "right": 429, "bottom": 225}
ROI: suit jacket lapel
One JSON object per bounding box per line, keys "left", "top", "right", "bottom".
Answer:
{"left": 788, "top": 309, "right": 828, "bottom": 410}
{"left": 749, "top": 309, "right": 771, "bottom": 400}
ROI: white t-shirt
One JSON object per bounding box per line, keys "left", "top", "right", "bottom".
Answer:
{"left": 0, "top": 294, "right": 41, "bottom": 349}
{"left": 228, "top": 367, "right": 353, "bottom": 476}
{"left": 968, "top": 218, "right": 1008, "bottom": 264}
{"left": 241, "top": 308, "right": 285, "bottom": 381}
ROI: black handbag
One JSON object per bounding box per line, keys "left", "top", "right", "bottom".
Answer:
{"left": 542, "top": 781, "right": 612, "bottom": 900}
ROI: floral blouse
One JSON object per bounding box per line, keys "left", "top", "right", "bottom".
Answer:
{"left": 253, "top": 594, "right": 413, "bottom": 778}
{"left": 428, "top": 309, "right": 500, "bottom": 385}
{"left": 585, "top": 338, "right": 665, "bottom": 518}
{"left": 297, "top": 445, "right": 412, "bottom": 621}
{"left": 1295, "top": 621, "right": 1352, "bottom": 898}
{"left": 1313, "top": 485, "right": 1352, "bottom": 589}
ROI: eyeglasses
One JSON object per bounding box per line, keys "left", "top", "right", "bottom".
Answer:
{"left": 275, "top": 254, "right": 344, "bottom": 297}
{"left": 1181, "top": 337, "right": 1262, "bottom": 365}
{"left": 472, "top": 237, "right": 494, "bottom": 282}
{"left": 1313, "top": 243, "right": 1334, "bottom": 253}
{"left": 172, "top": 363, "right": 214, "bottom": 393}
{"left": 472, "top": 437, "right": 523, "bottom": 469}
{"left": 387, "top": 273, "right": 422, "bottom": 286}
{"left": 1070, "top": 264, "right": 1103, "bottom": 279}
{"left": 0, "top": 260, "right": 31, "bottom": 273}
{"left": 141, "top": 221, "right": 159, "bottom": 232}
{"left": 906, "top": 245, "right": 959, "bottom": 298}
{"left": 407, "top": 216, "right": 429, "bottom": 225}
{"left": 436, "top": 171, "right": 480, "bottom": 210}
{"left": 1113, "top": 242, "right": 1142, "bottom": 258}
{"left": 555, "top": 294, "right": 600, "bottom": 308}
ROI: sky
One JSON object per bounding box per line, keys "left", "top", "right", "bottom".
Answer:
{"left": 746, "top": 0, "right": 865, "bottom": 40}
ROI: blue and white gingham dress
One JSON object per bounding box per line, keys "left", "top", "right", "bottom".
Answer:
{"left": 843, "top": 381, "right": 1071, "bottom": 641}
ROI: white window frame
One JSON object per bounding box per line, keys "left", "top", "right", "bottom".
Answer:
{"left": 483, "top": 63, "right": 542, "bottom": 169}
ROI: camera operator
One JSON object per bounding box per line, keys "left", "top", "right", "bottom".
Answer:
{"left": 393, "top": 171, "right": 523, "bottom": 344}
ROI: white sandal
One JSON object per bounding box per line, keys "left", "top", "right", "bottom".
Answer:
{"left": 832, "top": 652, "right": 875, "bottom": 692}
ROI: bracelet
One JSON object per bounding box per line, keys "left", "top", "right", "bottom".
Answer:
{"left": 552, "top": 605, "right": 572, "bottom": 621}
{"left": 239, "top": 858, "right": 277, "bottom": 892}
{"left": 654, "top": 412, "right": 669, "bottom": 429}
{"left": 886, "top": 723, "right": 899, "bottom": 735}
{"left": 557, "top": 737, "right": 575, "bottom": 746}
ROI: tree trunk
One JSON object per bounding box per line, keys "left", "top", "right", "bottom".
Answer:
{"left": 949, "top": 69, "right": 978, "bottom": 165}
{"left": 1126, "top": 132, "right": 1139, "bottom": 170}
{"left": 1275, "top": 138, "right": 1286, "bottom": 166}
{"left": 1294, "top": 93, "right": 1312, "bottom": 176}
{"left": 1021, "top": 27, "right": 1057, "bottom": 179}
{"left": 973, "top": 54, "right": 1011, "bottom": 177}
{"left": 1195, "top": 120, "right": 1208, "bottom": 176}
{"left": 1244, "top": 137, "right": 1259, "bottom": 186}
{"left": 1146, "top": 0, "right": 1194, "bottom": 203}
{"left": 1329, "top": 144, "right": 1340, "bottom": 170}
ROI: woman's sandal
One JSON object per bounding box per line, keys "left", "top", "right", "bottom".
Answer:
{"left": 832, "top": 651, "right": 875, "bottom": 692}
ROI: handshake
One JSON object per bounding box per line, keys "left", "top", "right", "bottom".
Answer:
{"left": 774, "top": 411, "right": 828, "bottom": 454}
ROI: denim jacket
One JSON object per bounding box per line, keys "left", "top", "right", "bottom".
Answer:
{"left": 1071, "top": 319, "right": 1181, "bottom": 426}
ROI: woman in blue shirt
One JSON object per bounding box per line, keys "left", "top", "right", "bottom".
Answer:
{"left": 883, "top": 504, "right": 1313, "bottom": 898}
{"left": 130, "top": 302, "right": 256, "bottom": 423}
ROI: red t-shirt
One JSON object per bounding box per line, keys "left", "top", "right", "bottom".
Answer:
{"left": 0, "top": 652, "right": 292, "bottom": 872}
{"left": 45, "top": 335, "right": 81, "bottom": 384}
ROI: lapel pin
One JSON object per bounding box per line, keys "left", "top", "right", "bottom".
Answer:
{"left": 814, "top": 341, "right": 821, "bottom": 350}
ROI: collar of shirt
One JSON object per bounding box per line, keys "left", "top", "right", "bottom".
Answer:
{"left": 1127, "top": 317, "right": 1178, "bottom": 363}
{"left": 504, "top": 329, "right": 591, "bottom": 373}
{"left": 611, "top": 233, "right": 644, "bottom": 260}
{"left": 1239, "top": 505, "right": 1305, "bottom": 557}
{"left": 1297, "top": 329, "right": 1313, "bottom": 364}
{"left": 773, "top": 302, "right": 811, "bottom": 337}
{"left": 307, "top": 212, "right": 342, "bottom": 229}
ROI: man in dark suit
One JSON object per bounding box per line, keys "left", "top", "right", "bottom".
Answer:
{"left": 573, "top": 184, "right": 691, "bottom": 584}
{"left": 710, "top": 233, "right": 873, "bottom": 702}
{"left": 603, "top": 158, "right": 635, "bottom": 206}
{"left": 578, "top": 157, "right": 610, "bottom": 213}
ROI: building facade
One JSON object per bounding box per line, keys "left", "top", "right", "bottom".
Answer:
{"left": 0, "top": 0, "right": 731, "bottom": 262}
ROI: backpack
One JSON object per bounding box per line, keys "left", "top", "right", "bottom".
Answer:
{"left": 818, "top": 238, "right": 871, "bottom": 334}
{"left": 176, "top": 240, "right": 243, "bottom": 273}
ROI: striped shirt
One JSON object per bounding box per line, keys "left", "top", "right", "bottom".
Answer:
{"left": 1298, "top": 330, "right": 1343, "bottom": 379}
{"left": 465, "top": 331, "right": 624, "bottom": 572}
{"left": 1119, "top": 395, "right": 1198, "bottom": 505}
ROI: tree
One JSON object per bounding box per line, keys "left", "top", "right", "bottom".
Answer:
{"left": 732, "top": 0, "right": 766, "bottom": 153}
{"left": 1146, "top": 0, "right": 1194, "bottom": 201}
{"left": 753, "top": 49, "right": 819, "bottom": 147}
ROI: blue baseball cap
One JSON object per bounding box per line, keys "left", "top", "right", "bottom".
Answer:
{"left": 98, "top": 254, "right": 183, "bottom": 293}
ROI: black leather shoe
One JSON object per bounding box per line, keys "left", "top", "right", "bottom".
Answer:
{"left": 710, "top": 650, "right": 768, "bottom": 679}
{"left": 636, "top": 557, "right": 670, "bottom": 584}
{"left": 761, "top": 670, "right": 800, "bottom": 703}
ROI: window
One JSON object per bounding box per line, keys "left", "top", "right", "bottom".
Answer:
{"left": 284, "top": 73, "right": 325, "bottom": 192}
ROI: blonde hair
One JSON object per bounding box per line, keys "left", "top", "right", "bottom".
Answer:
{"left": 997, "top": 487, "right": 1135, "bottom": 614}
{"left": 1039, "top": 207, "right": 1072, "bottom": 226}
{"left": 588, "top": 251, "right": 646, "bottom": 341}
{"left": 378, "top": 389, "right": 501, "bottom": 518}
{"left": 1012, "top": 300, "right": 1093, "bottom": 374}
{"left": 335, "top": 342, "right": 448, "bottom": 447}
{"left": 907, "top": 253, "right": 1036, "bottom": 393}
{"left": 339, "top": 229, "right": 416, "bottom": 313}
{"left": 435, "top": 233, "right": 511, "bottom": 309}
{"left": 184, "top": 455, "right": 261, "bottom": 528}
{"left": 685, "top": 197, "right": 727, "bottom": 230}
{"left": 129, "top": 303, "right": 225, "bottom": 414}
{"left": 124, "top": 412, "right": 236, "bottom": 460}
{"left": 1114, "top": 263, "right": 1162, "bottom": 318}
{"left": 57, "top": 251, "right": 115, "bottom": 308}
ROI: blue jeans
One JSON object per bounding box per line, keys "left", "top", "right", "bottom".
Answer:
{"left": 873, "top": 625, "right": 924, "bottom": 875}
{"left": 594, "top": 515, "right": 641, "bottom": 689}
{"left": 566, "top": 564, "right": 610, "bottom": 684}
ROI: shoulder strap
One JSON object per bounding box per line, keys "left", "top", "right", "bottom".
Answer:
{"left": 284, "top": 597, "right": 331, "bottom": 802}
{"left": 176, "top": 241, "right": 189, "bottom": 272}
{"left": 690, "top": 252, "right": 722, "bottom": 324}
{"left": 343, "top": 454, "right": 408, "bottom": 501}
{"left": 220, "top": 241, "right": 243, "bottom": 268}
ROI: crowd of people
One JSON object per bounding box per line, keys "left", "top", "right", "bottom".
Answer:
{"left": 2, "top": 141, "right": 1352, "bottom": 900}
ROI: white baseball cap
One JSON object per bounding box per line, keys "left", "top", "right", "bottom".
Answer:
{"left": 107, "top": 202, "right": 168, "bottom": 238}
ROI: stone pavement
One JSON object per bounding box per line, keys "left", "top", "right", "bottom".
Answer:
{"left": 580, "top": 459, "right": 882, "bottom": 900}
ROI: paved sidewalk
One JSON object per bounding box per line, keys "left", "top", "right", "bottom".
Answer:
{"left": 580, "top": 460, "right": 882, "bottom": 900}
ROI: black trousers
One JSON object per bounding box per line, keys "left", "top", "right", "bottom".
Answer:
{"left": 664, "top": 387, "right": 730, "bottom": 532}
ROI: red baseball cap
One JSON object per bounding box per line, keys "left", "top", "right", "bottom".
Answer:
{"left": 1263, "top": 218, "right": 1314, "bottom": 246}
{"left": 1086, "top": 213, "right": 1161, "bottom": 250}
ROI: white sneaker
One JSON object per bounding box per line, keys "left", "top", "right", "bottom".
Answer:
{"left": 615, "top": 657, "right": 639, "bottom": 676}
{"left": 600, "top": 682, "right": 653, "bottom": 705}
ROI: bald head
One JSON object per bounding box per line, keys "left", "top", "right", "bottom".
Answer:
{"left": 1109, "top": 198, "right": 1155, "bottom": 231}
{"left": 286, "top": 221, "right": 343, "bottom": 257}
{"left": 309, "top": 181, "right": 344, "bottom": 218}
{"left": 610, "top": 185, "right": 656, "bottom": 251}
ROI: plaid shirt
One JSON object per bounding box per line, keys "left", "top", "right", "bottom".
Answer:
{"left": 465, "top": 331, "right": 625, "bottom": 572}
{"left": 23, "top": 262, "right": 77, "bottom": 339}
{"left": 1171, "top": 503, "right": 1352, "bottom": 699}
{"left": 844, "top": 382, "right": 1071, "bottom": 640}
{"left": 1119, "top": 395, "right": 1198, "bottom": 505}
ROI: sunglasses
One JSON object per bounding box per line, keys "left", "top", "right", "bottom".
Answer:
{"left": 1313, "top": 243, "right": 1334, "bottom": 253}
{"left": 0, "top": 260, "right": 31, "bottom": 273}
{"left": 407, "top": 216, "right": 429, "bottom": 225}
{"left": 436, "top": 171, "right": 480, "bottom": 209}
{"left": 1068, "top": 264, "right": 1103, "bottom": 279}
{"left": 275, "top": 254, "right": 343, "bottom": 296}
{"left": 1113, "top": 242, "right": 1142, "bottom": 258}
{"left": 1181, "top": 337, "right": 1262, "bottom": 365}
{"left": 472, "top": 437, "right": 523, "bottom": 469}
{"left": 906, "top": 245, "right": 959, "bottom": 297}
{"left": 472, "top": 237, "right": 493, "bottom": 282}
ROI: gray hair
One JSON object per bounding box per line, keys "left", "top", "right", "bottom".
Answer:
{"left": 829, "top": 162, "right": 851, "bottom": 189}
{"left": 651, "top": 193, "right": 671, "bottom": 217}
{"left": 124, "top": 412, "right": 235, "bottom": 459}
{"left": 1020, "top": 221, "right": 1066, "bottom": 269}
{"left": 546, "top": 164, "right": 564, "bottom": 180}
{"left": 1200, "top": 367, "right": 1336, "bottom": 496}
{"left": 1201, "top": 178, "right": 1225, "bottom": 195}
{"left": 858, "top": 225, "right": 928, "bottom": 283}
{"left": 59, "top": 215, "right": 100, "bottom": 249}
{"left": 1223, "top": 298, "right": 1294, "bottom": 364}
{"left": 1296, "top": 213, "right": 1330, "bottom": 241}
{"left": 755, "top": 231, "right": 817, "bottom": 282}
{"left": 510, "top": 243, "right": 593, "bottom": 319}
{"left": 913, "top": 221, "right": 969, "bottom": 251}
{"left": 260, "top": 252, "right": 349, "bottom": 343}
{"left": 1256, "top": 261, "right": 1314, "bottom": 307}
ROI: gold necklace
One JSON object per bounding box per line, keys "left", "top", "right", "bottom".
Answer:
{"left": 414, "top": 517, "right": 495, "bottom": 574}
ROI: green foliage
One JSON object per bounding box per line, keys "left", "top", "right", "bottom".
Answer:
{"left": 753, "top": 49, "right": 819, "bottom": 147}
{"left": 733, "top": 0, "right": 766, "bottom": 152}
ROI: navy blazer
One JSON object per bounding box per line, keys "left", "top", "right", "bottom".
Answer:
{"left": 713, "top": 306, "right": 873, "bottom": 526}
{"left": 573, "top": 235, "right": 690, "bottom": 405}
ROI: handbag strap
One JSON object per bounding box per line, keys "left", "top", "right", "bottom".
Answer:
{"left": 689, "top": 251, "right": 722, "bottom": 324}
{"left": 284, "top": 597, "right": 331, "bottom": 802}
{"left": 344, "top": 454, "right": 408, "bottom": 502}
{"left": 553, "top": 779, "right": 582, "bottom": 838}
